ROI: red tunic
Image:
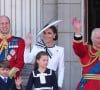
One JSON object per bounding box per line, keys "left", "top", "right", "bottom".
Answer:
{"left": 0, "top": 36, "right": 25, "bottom": 77}
{"left": 73, "top": 40, "right": 100, "bottom": 90}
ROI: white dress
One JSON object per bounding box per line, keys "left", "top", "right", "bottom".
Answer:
{"left": 24, "top": 43, "right": 64, "bottom": 88}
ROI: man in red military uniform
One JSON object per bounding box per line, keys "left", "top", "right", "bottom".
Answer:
{"left": 0, "top": 16, "right": 25, "bottom": 79}
{"left": 72, "top": 17, "right": 100, "bottom": 90}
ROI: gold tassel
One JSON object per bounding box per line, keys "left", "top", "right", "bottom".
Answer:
{"left": 8, "top": 67, "right": 19, "bottom": 79}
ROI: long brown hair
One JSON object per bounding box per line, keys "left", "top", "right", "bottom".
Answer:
{"left": 49, "top": 26, "right": 58, "bottom": 41}
{"left": 34, "top": 51, "right": 48, "bottom": 70}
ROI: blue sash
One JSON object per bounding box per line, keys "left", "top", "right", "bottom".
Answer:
{"left": 0, "top": 37, "right": 20, "bottom": 61}
{"left": 78, "top": 61, "right": 100, "bottom": 90}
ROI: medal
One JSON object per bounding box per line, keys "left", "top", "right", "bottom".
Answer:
{"left": 7, "top": 55, "right": 11, "bottom": 61}
{"left": 10, "top": 49, "right": 15, "bottom": 56}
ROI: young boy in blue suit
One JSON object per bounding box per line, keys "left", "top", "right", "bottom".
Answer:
{"left": 0, "top": 60, "right": 22, "bottom": 90}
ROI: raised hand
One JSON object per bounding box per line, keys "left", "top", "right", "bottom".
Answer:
{"left": 15, "top": 76, "right": 23, "bottom": 89}
{"left": 72, "top": 17, "right": 81, "bottom": 35}
{"left": 25, "top": 32, "right": 32, "bottom": 48}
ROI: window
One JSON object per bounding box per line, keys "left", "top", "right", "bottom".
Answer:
{"left": 84, "top": 0, "right": 100, "bottom": 43}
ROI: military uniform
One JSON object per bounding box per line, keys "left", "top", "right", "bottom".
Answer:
{"left": 73, "top": 35, "right": 100, "bottom": 90}
{"left": 0, "top": 34, "right": 25, "bottom": 78}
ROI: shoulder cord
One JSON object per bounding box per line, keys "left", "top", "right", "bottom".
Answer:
{"left": 0, "top": 34, "right": 12, "bottom": 54}
{"left": 79, "top": 45, "right": 99, "bottom": 67}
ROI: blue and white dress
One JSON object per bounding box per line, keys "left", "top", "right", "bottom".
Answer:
{"left": 26, "top": 68, "right": 58, "bottom": 90}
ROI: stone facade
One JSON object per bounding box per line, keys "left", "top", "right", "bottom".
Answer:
{"left": 0, "top": 0, "right": 83, "bottom": 90}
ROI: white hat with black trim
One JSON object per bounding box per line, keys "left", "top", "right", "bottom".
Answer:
{"left": 37, "top": 20, "right": 63, "bottom": 37}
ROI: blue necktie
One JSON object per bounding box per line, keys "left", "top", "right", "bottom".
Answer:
{"left": 3, "top": 78, "right": 7, "bottom": 83}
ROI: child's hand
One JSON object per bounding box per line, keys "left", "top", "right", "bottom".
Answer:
{"left": 15, "top": 76, "right": 23, "bottom": 89}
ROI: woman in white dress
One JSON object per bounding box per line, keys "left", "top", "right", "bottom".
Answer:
{"left": 24, "top": 20, "right": 64, "bottom": 90}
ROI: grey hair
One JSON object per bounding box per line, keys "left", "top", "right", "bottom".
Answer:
{"left": 91, "top": 28, "right": 100, "bottom": 38}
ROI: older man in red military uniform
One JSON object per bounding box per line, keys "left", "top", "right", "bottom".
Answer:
{"left": 72, "top": 17, "right": 100, "bottom": 90}
{"left": 0, "top": 16, "right": 25, "bottom": 79}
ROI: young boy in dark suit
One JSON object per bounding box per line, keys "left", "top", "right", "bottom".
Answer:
{"left": 0, "top": 60, "right": 22, "bottom": 90}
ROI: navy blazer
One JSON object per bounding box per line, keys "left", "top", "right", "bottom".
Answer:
{"left": 0, "top": 77, "right": 21, "bottom": 90}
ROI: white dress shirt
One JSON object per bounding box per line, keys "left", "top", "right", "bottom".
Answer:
{"left": 0, "top": 75, "right": 8, "bottom": 83}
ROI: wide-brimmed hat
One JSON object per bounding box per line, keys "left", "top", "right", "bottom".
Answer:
{"left": 37, "top": 20, "right": 63, "bottom": 37}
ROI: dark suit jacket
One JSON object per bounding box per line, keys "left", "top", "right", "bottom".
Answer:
{"left": 0, "top": 77, "right": 21, "bottom": 90}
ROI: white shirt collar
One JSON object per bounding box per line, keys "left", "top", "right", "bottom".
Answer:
{"left": 0, "top": 75, "right": 8, "bottom": 80}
